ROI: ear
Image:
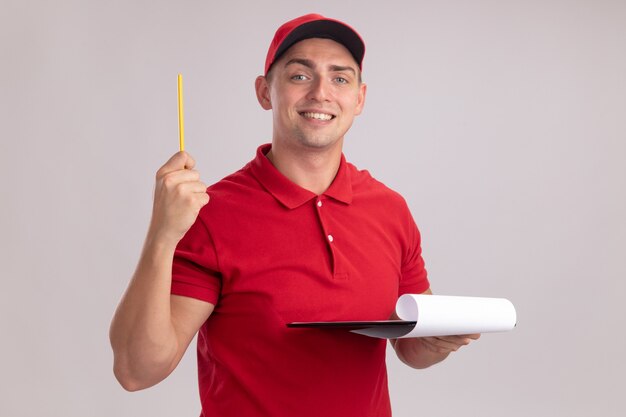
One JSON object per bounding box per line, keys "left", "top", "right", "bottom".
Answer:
{"left": 354, "top": 82, "right": 367, "bottom": 116}
{"left": 255, "top": 76, "right": 272, "bottom": 110}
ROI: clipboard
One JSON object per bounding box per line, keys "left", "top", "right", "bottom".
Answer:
{"left": 286, "top": 294, "right": 517, "bottom": 339}
{"left": 287, "top": 320, "right": 417, "bottom": 338}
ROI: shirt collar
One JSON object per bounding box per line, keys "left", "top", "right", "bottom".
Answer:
{"left": 250, "top": 144, "right": 353, "bottom": 210}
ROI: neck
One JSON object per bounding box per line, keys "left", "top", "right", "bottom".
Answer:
{"left": 266, "top": 140, "right": 343, "bottom": 195}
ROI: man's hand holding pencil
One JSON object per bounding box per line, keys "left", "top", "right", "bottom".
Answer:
{"left": 145, "top": 74, "right": 209, "bottom": 247}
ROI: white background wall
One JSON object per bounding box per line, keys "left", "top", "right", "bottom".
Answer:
{"left": 1, "top": 1, "right": 624, "bottom": 416}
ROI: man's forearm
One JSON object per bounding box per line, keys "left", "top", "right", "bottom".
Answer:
{"left": 109, "top": 233, "right": 180, "bottom": 390}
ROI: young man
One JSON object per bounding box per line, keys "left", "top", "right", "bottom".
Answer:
{"left": 110, "top": 14, "right": 479, "bottom": 417}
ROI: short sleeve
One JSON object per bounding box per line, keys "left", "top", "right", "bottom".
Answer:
{"left": 398, "top": 209, "right": 430, "bottom": 296}
{"left": 171, "top": 216, "right": 222, "bottom": 305}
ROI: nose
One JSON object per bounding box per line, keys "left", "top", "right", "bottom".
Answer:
{"left": 307, "top": 77, "right": 331, "bottom": 102}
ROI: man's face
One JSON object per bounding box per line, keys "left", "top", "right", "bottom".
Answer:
{"left": 256, "top": 38, "right": 366, "bottom": 151}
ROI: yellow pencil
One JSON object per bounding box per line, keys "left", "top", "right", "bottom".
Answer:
{"left": 177, "top": 74, "right": 185, "bottom": 152}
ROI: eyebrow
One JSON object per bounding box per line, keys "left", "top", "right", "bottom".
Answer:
{"left": 284, "top": 58, "right": 357, "bottom": 75}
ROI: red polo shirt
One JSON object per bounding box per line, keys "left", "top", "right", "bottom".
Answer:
{"left": 172, "top": 144, "right": 429, "bottom": 417}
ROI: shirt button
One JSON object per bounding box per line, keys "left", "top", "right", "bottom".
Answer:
{"left": 317, "top": 200, "right": 323, "bottom": 207}
{"left": 327, "top": 234, "right": 334, "bottom": 243}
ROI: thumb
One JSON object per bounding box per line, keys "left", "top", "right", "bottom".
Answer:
{"left": 157, "top": 151, "right": 196, "bottom": 177}
{"left": 179, "top": 151, "right": 196, "bottom": 170}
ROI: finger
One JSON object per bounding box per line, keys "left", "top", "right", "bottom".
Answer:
{"left": 157, "top": 151, "right": 196, "bottom": 178}
{"left": 431, "top": 337, "right": 465, "bottom": 351}
{"left": 190, "top": 190, "right": 210, "bottom": 211}
{"left": 421, "top": 337, "right": 465, "bottom": 353}
{"left": 435, "top": 335, "right": 474, "bottom": 346}
{"left": 198, "top": 192, "right": 210, "bottom": 206}
{"left": 181, "top": 151, "right": 196, "bottom": 170}
{"left": 440, "top": 334, "right": 480, "bottom": 344}
{"left": 168, "top": 182, "right": 208, "bottom": 199}
{"left": 421, "top": 342, "right": 456, "bottom": 354}
{"left": 160, "top": 169, "right": 201, "bottom": 188}
{"left": 180, "top": 182, "right": 209, "bottom": 194}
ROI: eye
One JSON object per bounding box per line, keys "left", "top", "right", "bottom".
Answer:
{"left": 335, "top": 77, "right": 349, "bottom": 84}
{"left": 291, "top": 74, "right": 308, "bottom": 81}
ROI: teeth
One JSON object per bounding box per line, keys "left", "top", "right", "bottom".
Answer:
{"left": 302, "top": 112, "right": 333, "bottom": 121}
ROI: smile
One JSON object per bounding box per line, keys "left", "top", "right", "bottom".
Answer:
{"left": 300, "top": 112, "right": 335, "bottom": 121}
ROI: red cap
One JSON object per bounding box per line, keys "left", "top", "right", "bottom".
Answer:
{"left": 264, "top": 13, "right": 365, "bottom": 75}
